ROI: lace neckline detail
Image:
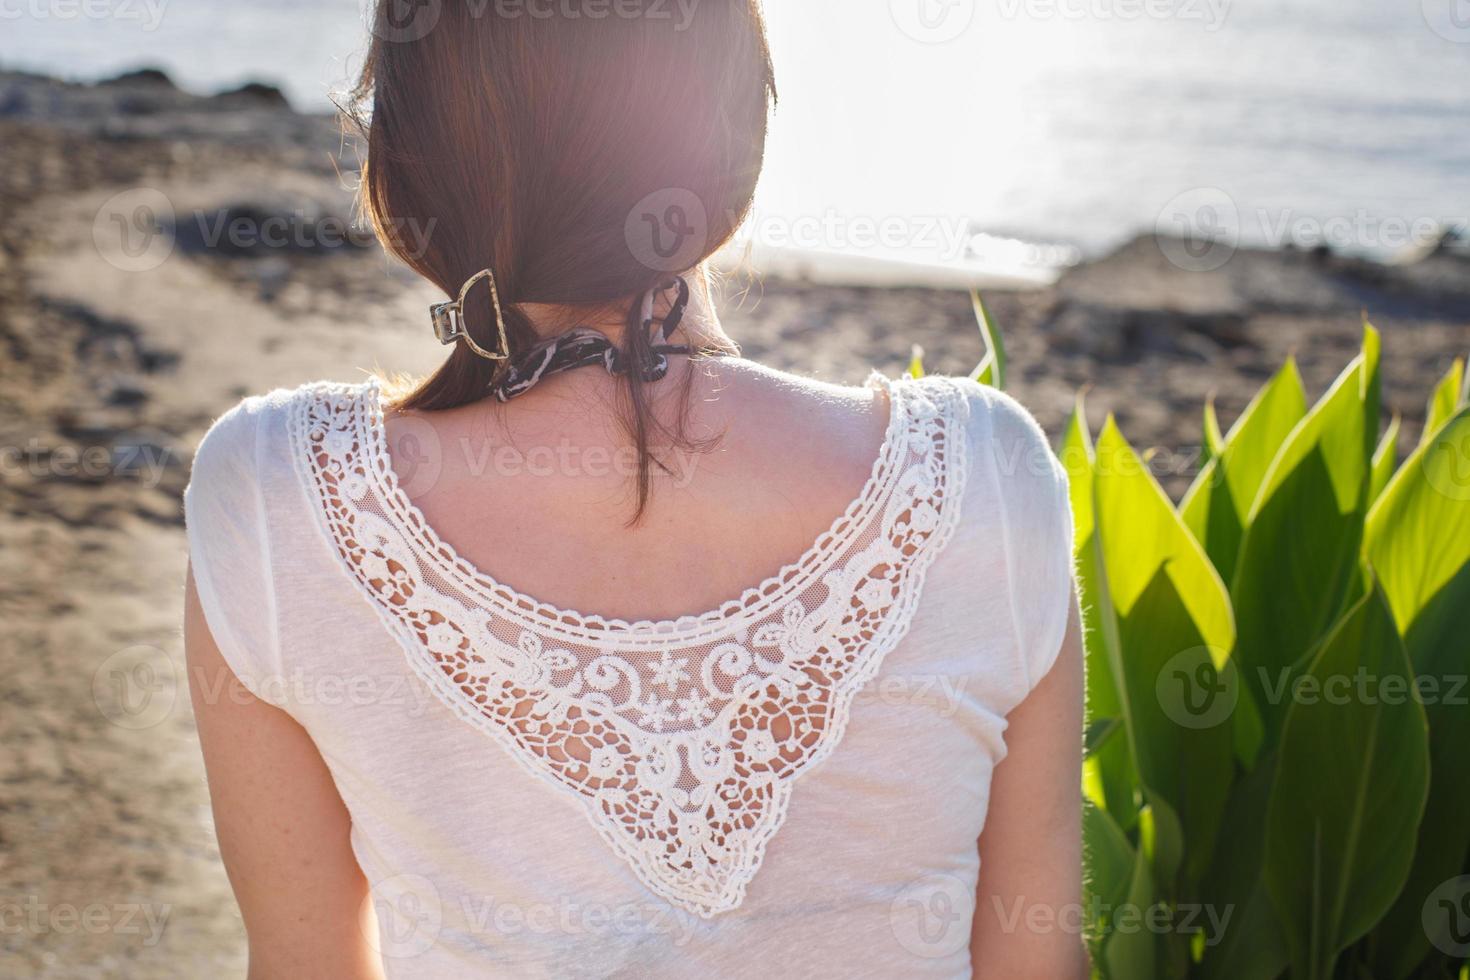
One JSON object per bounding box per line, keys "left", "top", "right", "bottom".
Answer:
{"left": 357, "top": 370, "right": 912, "bottom": 642}
{"left": 289, "top": 372, "right": 970, "bottom": 917}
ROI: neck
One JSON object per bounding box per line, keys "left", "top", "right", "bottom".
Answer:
{"left": 516, "top": 268, "right": 736, "bottom": 353}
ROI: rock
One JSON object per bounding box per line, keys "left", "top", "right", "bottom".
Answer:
{"left": 212, "top": 81, "right": 292, "bottom": 109}
{"left": 1047, "top": 304, "right": 1127, "bottom": 361}
{"left": 98, "top": 67, "right": 175, "bottom": 89}
{"left": 0, "top": 86, "right": 28, "bottom": 118}
{"left": 1044, "top": 302, "right": 1248, "bottom": 364}
{"left": 172, "top": 198, "right": 369, "bottom": 260}
{"left": 1055, "top": 234, "right": 1248, "bottom": 319}
{"left": 113, "top": 93, "right": 166, "bottom": 117}
{"left": 103, "top": 376, "right": 150, "bottom": 408}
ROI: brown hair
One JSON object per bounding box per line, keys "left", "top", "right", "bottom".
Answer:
{"left": 349, "top": 0, "right": 776, "bottom": 520}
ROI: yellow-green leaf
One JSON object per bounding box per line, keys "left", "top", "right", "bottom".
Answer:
{"left": 1231, "top": 327, "right": 1380, "bottom": 740}
{"left": 1367, "top": 407, "right": 1470, "bottom": 644}
{"left": 1068, "top": 400, "right": 1138, "bottom": 827}
{"left": 1203, "top": 397, "right": 1225, "bottom": 463}
{"left": 969, "top": 290, "right": 1006, "bottom": 390}
{"left": 1365, "top": 408, "right": 1470, "bottom": 977}
{"left": 1369, "top": 414, "right": 1401, "bottom": 505}
{"left": 1098, "top": 419, "right": 1236, "bottom": 653}
{"left": 1094, "top": 418, "right": 1237, "bottom": 883}
{"left": 1181, "top": 357, "right": 1307, "bottom": 585}
{"left": 1421, "top": 357, "right": 1465, "bottom": 448}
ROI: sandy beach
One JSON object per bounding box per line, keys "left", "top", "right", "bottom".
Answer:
{"left": 1, "top": 68, "right": 1466, "bottom": 977}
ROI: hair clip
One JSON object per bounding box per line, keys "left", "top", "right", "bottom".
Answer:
{"left": 429, "top": 268, "right": 510, "bottom": 361}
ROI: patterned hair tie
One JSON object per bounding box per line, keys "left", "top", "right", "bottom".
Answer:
{"left": 489, "top": 277, "right": 694, "bottom": 403}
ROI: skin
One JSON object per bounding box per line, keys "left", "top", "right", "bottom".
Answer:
{"left": 185, "top": 573, "right": 385, "bottom": 980}
{"left": 184, "top": 275, "right": 1088, "bottom": 977}
{"left": 970, "top": 597, "right": 1088, "bottom": 979}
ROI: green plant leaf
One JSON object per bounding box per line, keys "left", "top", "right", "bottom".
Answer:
{"left": 1421, "top": 357, "right": 1465, "bottom": 448}
{"left": 1264, "top": 584, "right": 1430, "bottom": 980}
{"left": 1231, "top": 673, "right": 1266, "bottom": 772}
{"left": 1197, "top": 754, "right": 1289, "bottom": 980}
{"left": 1084, "top": 800, "right": 1136, "bottom": 973}
{"left": 1370, "top": 414, "right": 1401, "bottom": 505}
{"left": 1084, "top": 717, "right": 1123, "bottom": 758}
{"left": 1064, "top": 395, "right": 1095, "bottom": 543}
{"left": 1180, "top": 357, "right": 1307, "bottom": 586}
{"left": 1368, "top": 407, "right": 1470, "bottom": 654}
{"left": 1068, "top": 399, "right": 1138, "bottom": 828}
{"left": 1141, "top": 798, "right": 1193, "bottom": 976}
{"left": 1098, "top": 419, "right": 1238, "bottom": 660}
{"left": 969, "top": 290, "right": 1006, "bottom": 390}
{"left": 1094, "top": 418, "right": 1237, "bottom": 886}
{"left": 907, "top": 344, "right": 925, "bottom": 379}
{"left": 1231, "top": 327, "right": 1380, "bottom": 742}
{"left": 1139, "top": 793, "right": 1186, "bottom": 894}
{"left": 1202, "top": 397, "right": 1226, "bottom": 465}
{"left": 1103, "top": 834, "right": 1160, "bottom": 980}
{"left": 973, "top": 353, "right": 996, "bottom": 387}
{"left": 1098, "top": 800, "right": 1180, "bottom": 980}
{"left": 1364, "top": 408, "right": 1470, "bottom": 977}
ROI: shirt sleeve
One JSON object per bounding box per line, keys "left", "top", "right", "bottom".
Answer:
{"left": 970, "top": 381, "right": 1076, "bottom": 693}
{"left": 183, "top": 396, "right": 287, "bottom": 708}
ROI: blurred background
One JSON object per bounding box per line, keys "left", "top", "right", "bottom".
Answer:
{"left": 1, "top": 0, "right": 1467, "bottom": 975}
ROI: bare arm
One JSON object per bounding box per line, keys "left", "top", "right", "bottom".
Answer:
{"left": 185, "top": 567, "right": 384, "bottom": 980}
{"left": 970, "top": 596, "right": 1088, "bottom": 978}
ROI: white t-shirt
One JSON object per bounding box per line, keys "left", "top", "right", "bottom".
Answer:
{"left": 183, "top": 372, "right": 1074, "bottom": 979}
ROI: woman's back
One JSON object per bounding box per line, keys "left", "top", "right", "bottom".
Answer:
{"left": 184, "top": 363, "right": 1074, "bottom": 977}
{"left": 380, "top": 359, "right": 894, "bottom": 623}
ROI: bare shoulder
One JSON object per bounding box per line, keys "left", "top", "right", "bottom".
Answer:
{"left": 692, "top": 357, "right": 891, "bottom": 459}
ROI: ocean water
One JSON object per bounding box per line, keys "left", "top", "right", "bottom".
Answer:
{"left": 4, "top": 0, "right": 1468, "bottom": 276}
